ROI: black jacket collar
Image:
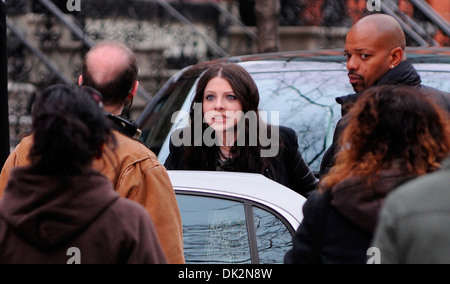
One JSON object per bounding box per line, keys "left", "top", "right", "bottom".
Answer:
{"left": 105, "top": 112, "right": 141, "bottom": 139}
{"left": 335, "top": 60, "right": 422, "bottom": 115}
{"left": 376, "top": 60, "right": 421, "bottom": 86}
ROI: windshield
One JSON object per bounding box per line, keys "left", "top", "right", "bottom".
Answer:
{"left": 158, "top": 61, "right": 349, "bottom": 173}
{"left": 155, "top": 61, "right": 450, "bottom": 174}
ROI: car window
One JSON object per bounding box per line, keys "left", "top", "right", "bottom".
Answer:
{"left": 139, "top": 76, "right": 198, "bottom": 154}
{"left": 176, "top": 193, "right": 296, "bottom": 264}
{"left": 141, "top": 60, "right": 450, "bottom": 174}
{"left": 250, "top": 68, "right": 348, "bottom": 172}
{"left": 253, "top": 206, "right": 294, "bottom": 264}
{"left": 176, "top": 194, "right": 251, "bottom": 264}
{"left": 158, "top": 62, "right": 349, "bottom": 173}
{"left": 415, "top": 69, "right": 450, "bottom": 92}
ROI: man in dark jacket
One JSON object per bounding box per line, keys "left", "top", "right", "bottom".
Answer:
{"left": 319, "top": 14, "right": 450, "bottom": 177}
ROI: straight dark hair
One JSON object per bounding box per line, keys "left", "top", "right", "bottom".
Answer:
{"left": 181, "top": 63, "right": 280, "bottom": 176}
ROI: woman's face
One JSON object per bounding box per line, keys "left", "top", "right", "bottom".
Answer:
{"left": 202, "top": 77, "right": 243, "bottom": 133}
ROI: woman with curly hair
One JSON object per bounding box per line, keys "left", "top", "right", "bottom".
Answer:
{"left": 285, "top": 84, "right": 450, "bottom": 264}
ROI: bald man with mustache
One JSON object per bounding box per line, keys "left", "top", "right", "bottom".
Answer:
{"left": 319, "top": 14, "right": 450, "bottom": 177}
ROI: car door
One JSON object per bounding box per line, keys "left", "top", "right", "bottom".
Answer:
{"left": 176, "top": 192, "right": 296, "bottom": 264}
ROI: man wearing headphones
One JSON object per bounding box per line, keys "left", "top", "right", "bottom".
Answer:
{"left": 79, "top": 41, "right": 142, "bottom": 139}
{"left": 0, "top": 41, "right": 185, "bottom": 264}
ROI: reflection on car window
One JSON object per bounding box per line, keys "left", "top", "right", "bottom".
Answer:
{"left": 176, "top": 194, "right": 251, "bottom": 264}
{"left": 158, "top": 67, "right": 347, "bottom": 171}
{"left": 148, "top": 61, "right": 450, "bottom": 173}
{"left": 252, "top": 70, "right": 347, "bottom": 172}
{"left": 253, "top": 206, "right": 293, "bottom": 264}
{"left": 417, "top": 71, "right": 450, "bottom": 93}
{"left": 140, "top": 77, "right": 198, "bottom": 154}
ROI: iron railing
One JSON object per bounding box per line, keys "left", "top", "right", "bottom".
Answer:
{"left": 3, "top": 0, "right": 449, "bottom": 151}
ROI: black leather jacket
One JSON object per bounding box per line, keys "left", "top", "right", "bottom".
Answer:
{"left": 164, "top": 126, "right": 318, "bottom": 197}
{"left": 319, "top": 60, "right": 450, "bottom": 177}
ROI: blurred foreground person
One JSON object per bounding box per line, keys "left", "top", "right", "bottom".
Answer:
{"left": 0, "top": 41, "right": 185, "bottom": 263}
{"left": 372, "top": 157, "right": 450, "bottom": 264}
{"left": 285, "top": 85, "right": 450, "bottom": 264}
{"left": 0, "top": 85, "right": 167, "bottom": 264}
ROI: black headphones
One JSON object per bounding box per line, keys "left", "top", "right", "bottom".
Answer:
{"left": 105, "top": 112, "right": 141, "bottom": 139}
{"left": 80, "top": 79, "right": 140, "bottom": 138}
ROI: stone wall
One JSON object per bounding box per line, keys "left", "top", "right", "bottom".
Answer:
{"left": 5, "top": 0, "right": 352, "bottom": 150}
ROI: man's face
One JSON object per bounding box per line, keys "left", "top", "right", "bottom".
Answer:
{"left": 344, "top": 26, "right": 392, "bottom": 93}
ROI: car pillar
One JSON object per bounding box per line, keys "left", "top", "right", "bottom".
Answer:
{"left": 0, "top": 0, "right": 10, "bottom": 165}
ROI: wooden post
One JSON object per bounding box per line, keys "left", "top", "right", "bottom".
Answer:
{"left": 254, "top": 0, "right": 280, "bottom": 53}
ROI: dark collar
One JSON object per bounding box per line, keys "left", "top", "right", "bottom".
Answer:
{"left": 375, "top": 60, "right": 421, "bottom": 86}
{"left": 105, "top": 112, "right": 141, "bottom": 139}
{"left": 336, "top": 60, "right": 422, "bottom": 108}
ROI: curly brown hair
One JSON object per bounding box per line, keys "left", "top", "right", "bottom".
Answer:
{"left": 319, "top": 85, "right": 450, "bottom": 192}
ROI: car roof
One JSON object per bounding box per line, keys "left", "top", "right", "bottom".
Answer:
{"left": 136, "top": 46, "right": 450, "bottom": 124}
{"left": 167, "top": 170, "right": 307, "bottom": 229}
{"left": 158, "top": 47, "right": 450, "bottom": 86}
{"left": 224, "top": 47, "right": 450, "bottom": 64}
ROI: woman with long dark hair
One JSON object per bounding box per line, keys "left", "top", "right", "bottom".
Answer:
{"left": 0, "top": 85, "right": 167, "bottom": 264}
{"left": 285, "top": 85, "right": 450, "bottom": 263}
{"left": 164, "top": 62, "right": 317, "bottom": 197}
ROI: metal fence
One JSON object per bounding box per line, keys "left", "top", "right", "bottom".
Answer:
{"left": 5, "top": 0, "right": 229, "bottom": 150}
{"left": 3, "top": 0, "right": 450, "bottom": 151}
{"left": 1, "top": 0, "right": 9, "bottom": 164}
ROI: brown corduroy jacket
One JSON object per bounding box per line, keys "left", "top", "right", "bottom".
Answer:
{"left": 0, "top": 131, "right": 185, "bottom": 264}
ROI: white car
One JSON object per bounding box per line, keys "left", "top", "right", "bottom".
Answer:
{"left": 168, "top": 170, "right": 306, "bottom": 264}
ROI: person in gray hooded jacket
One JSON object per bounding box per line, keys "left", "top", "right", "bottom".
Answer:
{"left": 0, "top": 85, "right": 167, "bottom": 264}
{"left": 372, "top": 157, "right": 450, "bottom": 264}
